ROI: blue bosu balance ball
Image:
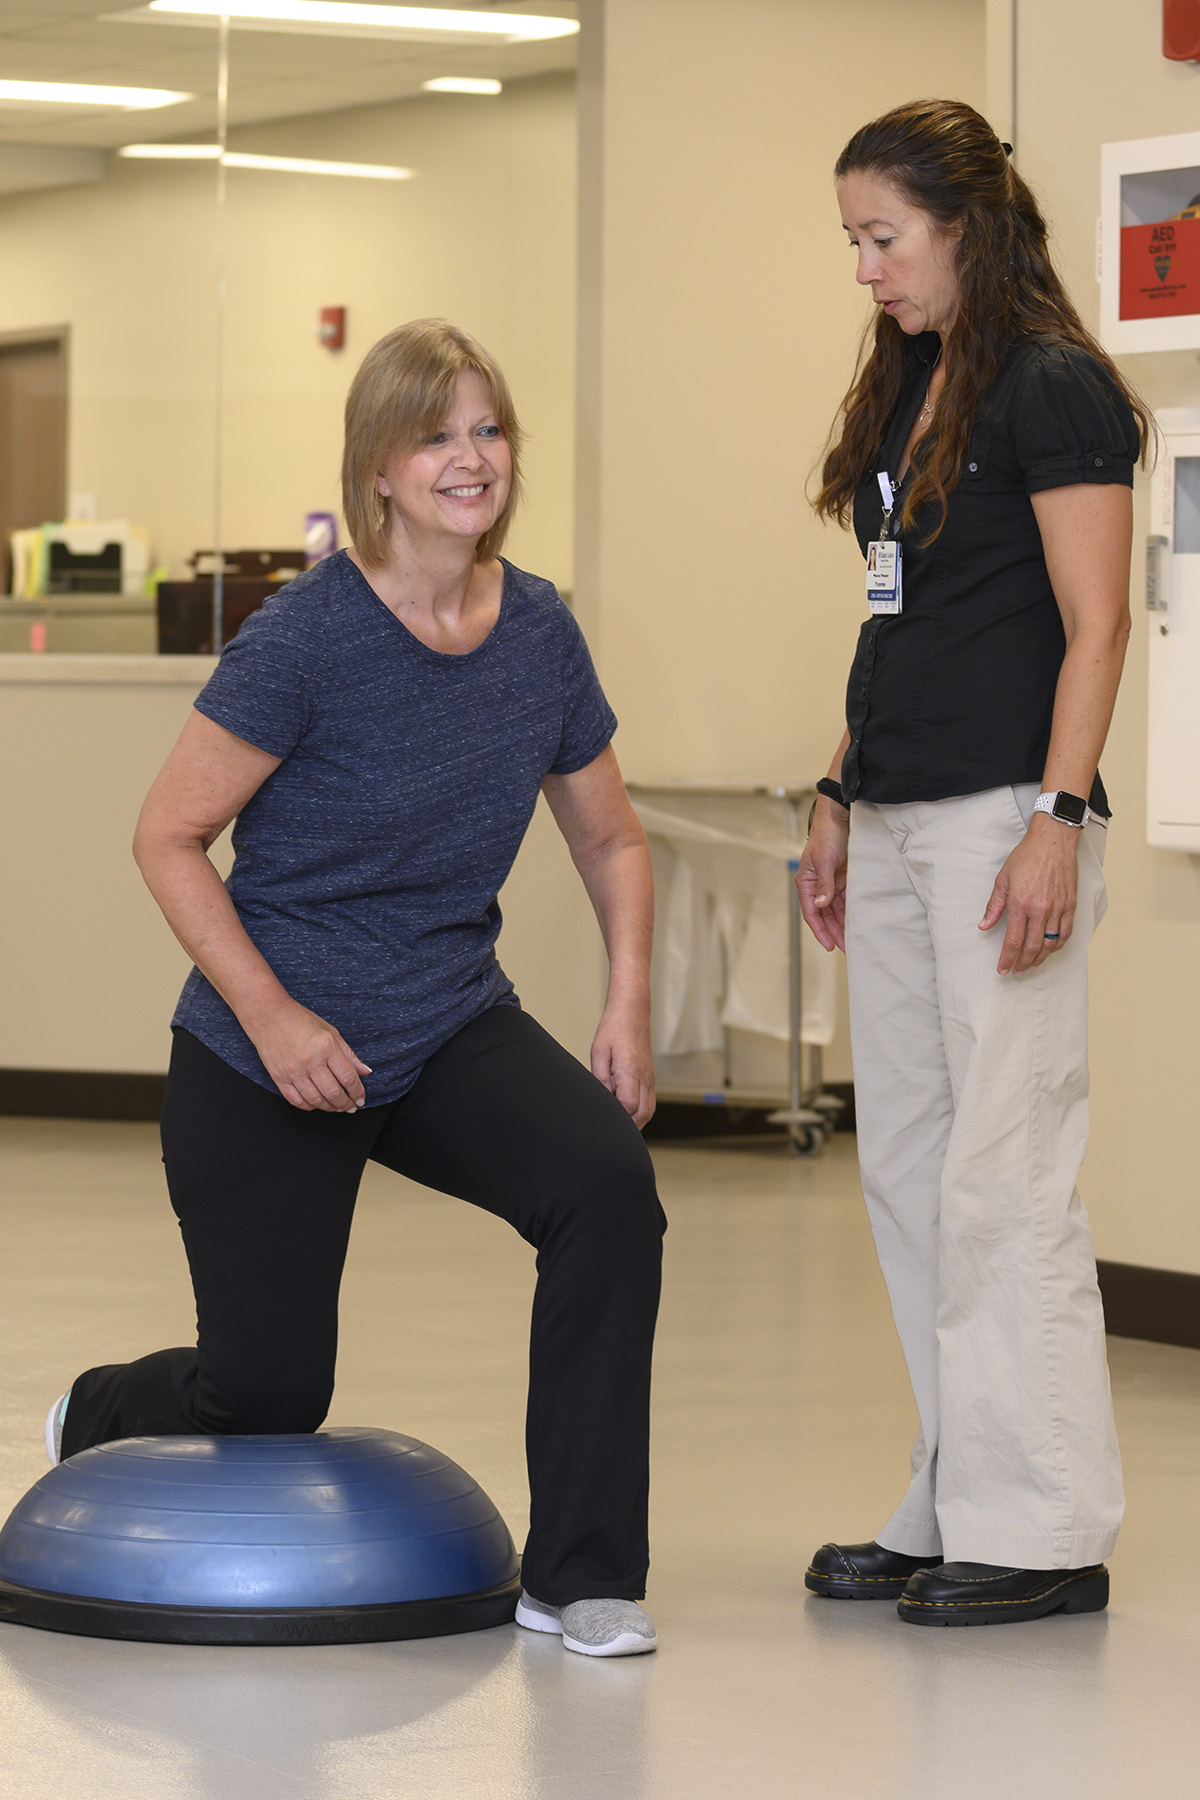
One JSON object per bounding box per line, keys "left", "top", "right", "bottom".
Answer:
{"left": 0, "top": 1428, "right": 519, "bottom": 1645}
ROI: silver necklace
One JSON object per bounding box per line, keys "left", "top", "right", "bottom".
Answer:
{"left": 918, "top": 348, "right": 944, "bottom": 428}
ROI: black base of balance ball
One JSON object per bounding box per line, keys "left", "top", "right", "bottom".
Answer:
{"left": 0, "top": 1574, "right": 520, "bottom": 1646}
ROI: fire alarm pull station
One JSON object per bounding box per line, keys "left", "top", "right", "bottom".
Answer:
{"left": 318, "top": 307, "right": 346, "bottom": 350}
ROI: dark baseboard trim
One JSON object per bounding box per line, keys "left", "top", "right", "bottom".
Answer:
{"left": 5, "top": 1070, "right": 857, "bottom": 1137}
{"left": 0, "top": 1068, "right": 166, "bottom": 1122}
{"left": 2, "top": 1072, "right": 1195, "bottom": 1351}
{"left": 825, "top": 1081, "right": 855, "bottom": 1131}
{"left": 1097, "top": 1261, "right": 1200, "bottom": 1351}
{"left": 643, "top": 1081, "right": 856, "bottom": 1143}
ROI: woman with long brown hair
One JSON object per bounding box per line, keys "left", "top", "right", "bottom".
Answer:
{"left": 797, "top": 102, "right": 1150, "bottom": 1626}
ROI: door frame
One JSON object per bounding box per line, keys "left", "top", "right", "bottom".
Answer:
{"left": 0, "top": 324, "right": 70, "bottom": 593}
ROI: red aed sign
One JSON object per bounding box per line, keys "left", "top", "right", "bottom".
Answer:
{"left": 1120, "top": 217, "right": 1200, "bottom": 319}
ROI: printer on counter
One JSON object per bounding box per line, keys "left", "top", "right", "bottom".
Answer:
{"left": 42, "top": 521, "right": 150, "bottom": 596}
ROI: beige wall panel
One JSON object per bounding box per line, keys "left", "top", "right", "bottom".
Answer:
{"left": 1015, "top": 0, "right": 1200, "bottom": 1272}
{"left": 494, "top": 797, "right": 607, "bottom": 1062}
{"left": 0, "top": 664, "right": 222, "bottom": 1073}
{"left": 217, "top": 76, "right": 577, "bottom": 590}
{"left": 579, "top": 0, "right": 986, "bottom": 784}
{"left": 576, "top": 0, "right": 986, "bottom": 1079}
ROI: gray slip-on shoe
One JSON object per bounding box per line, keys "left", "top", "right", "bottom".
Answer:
{"left": 515, "top": 1589, "right": 658, "bottom": 1657}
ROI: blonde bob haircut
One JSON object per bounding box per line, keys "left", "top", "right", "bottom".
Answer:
{"left": 342, "top": 318, "right": 524, "bottom": 570}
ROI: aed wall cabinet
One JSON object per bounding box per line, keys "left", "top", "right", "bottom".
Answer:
{"left": 1147, "top": 409, "right": 1200, "bottom": 852}
{"left": 1100, "top": 133, "right": 1200, "bottom": 354}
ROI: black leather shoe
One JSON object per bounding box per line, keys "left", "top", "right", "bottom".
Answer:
{"left": 805, "top": 1539, "right": 943, "bottom": 1600}
{"left": 897, "top": 1561, "right": 1109, "bottom": 1626}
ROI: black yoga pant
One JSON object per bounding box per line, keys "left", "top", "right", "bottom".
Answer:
{"left": 63, "top": 1007, "right": 666, "bottom": 1605}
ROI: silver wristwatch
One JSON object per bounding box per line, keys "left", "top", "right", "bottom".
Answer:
{"left": 1033, "top": 790, "right": 1089, "bottom": 828}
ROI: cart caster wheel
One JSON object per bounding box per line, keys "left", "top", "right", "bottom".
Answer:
{"left": 789, "top": 1126, "right": 824, "bottom": 1158}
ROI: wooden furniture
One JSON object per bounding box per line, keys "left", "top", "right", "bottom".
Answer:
{"left": 156, "top": 579, "right": 285, "bottom": 655}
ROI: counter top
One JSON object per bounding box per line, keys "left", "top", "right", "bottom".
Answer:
{"left": 0, "top": 593, "right": 156, "bottom": 615}
{"left": 0, "top": 654, "right": 216, "bottom": 685}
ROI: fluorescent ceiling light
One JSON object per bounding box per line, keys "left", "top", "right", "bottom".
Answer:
{"left": 0, "top": 79, "right": 190, "bottom": 110}
{"left": 142, "top": 3, "right": 578, "bottom": 41}
{"left": 422, "top": 77, "right": 502, "bottom": 94}
{"left": 119, "top": 142, "right": 414, "bottom": 179}
{"left": 119, "top": 142, "right": 220, "bottom": 157}
{"left": 225, "top": 152, "right": 412, "bottom": 178}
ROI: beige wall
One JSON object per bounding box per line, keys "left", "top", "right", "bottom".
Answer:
{"left": 573, "top": 0, "right": 987, "bottom": 1081}
{"left": 0, "top": 73, "right": 577, "bottom": 590}
{"left": 217, "top": 78, "right": 577, "bottom": 591}
{"left": 578, "top": 0, "right": 986, "bottom": 781}
{"left": 1009, "top": 0, "right": 1200, "bottom": 1273}
{"left": 0, "top": 661, "right": 221, "bottom": 1074}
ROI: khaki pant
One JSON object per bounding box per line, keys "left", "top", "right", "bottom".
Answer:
{"left": 845, "top": 785, "right": 1123, "bottom": 1569}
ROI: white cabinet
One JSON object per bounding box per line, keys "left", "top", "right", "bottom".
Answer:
{"left": 1101, "top": 133, "right": 1200, "bottom": 355}
{"left": 1147, "top": 409, "right": 1200, "bottom": 850}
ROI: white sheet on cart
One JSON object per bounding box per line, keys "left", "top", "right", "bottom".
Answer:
{"left": 633, "top": 800, "right": 837, "bottom": 1054}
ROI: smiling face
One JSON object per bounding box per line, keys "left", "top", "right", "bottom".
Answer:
{"left": 376, "top": 368, "right": 512, "bottom": 551}
{"left": 837, "top": 170, "right": 963, "bottom": 340}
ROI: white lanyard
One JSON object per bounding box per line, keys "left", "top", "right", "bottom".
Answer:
{"left": 866, "top": 471, "right": 902, "bottom": 615}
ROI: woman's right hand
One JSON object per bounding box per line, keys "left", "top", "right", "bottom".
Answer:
{"left": 247, "top": 1000, "right": 373, "bottom": 1113}
{"left": 796, "top": 801, "right": 850, "bottom": 952}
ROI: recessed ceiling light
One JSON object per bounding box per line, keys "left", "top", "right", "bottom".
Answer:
{"left": 0, "top": 79, "right": 191, "bottom": 110}
{"left": 422, "top": 77, "right": 502, "bottom": 95}
{"left": 143, "top": 2, "right": 578, "bottom": 41}
{"left": 118, "top": 143, "right": 414, "bottom": 179}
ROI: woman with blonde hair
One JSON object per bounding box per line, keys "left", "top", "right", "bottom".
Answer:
{"left": 48, "top": 319, "right": 664, "bottom": 1658}
{"left": 798, "top": 102, "right": 1150, "bottom": 1626}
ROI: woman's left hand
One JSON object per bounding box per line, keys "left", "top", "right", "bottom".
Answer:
{"left": 591, "top": 1009, "right": 656, "bottom": 1128}
{"left": 978, "top": 814, "right": 1080, "bottom": 973}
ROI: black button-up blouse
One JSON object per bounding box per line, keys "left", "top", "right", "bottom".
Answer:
{"left": 841, "top": 333, "right": 1139, "bottom": 814}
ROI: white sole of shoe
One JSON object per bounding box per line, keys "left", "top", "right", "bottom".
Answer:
{"left": 43, "top": 1393, "right": 67, "bottom": 1466}
{"left": 514, "top": 1595, "right": 657, "bottom": 1657}
{"left": 562, "top": 1628, "right": 658, "bottom": 1658}
{"left": 514, "top": 1595, "right": 561, "bottom": 1635}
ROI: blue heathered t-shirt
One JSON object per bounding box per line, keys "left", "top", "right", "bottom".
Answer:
{"left": 172, "top": 551, "right": 616, "bottom": 1102}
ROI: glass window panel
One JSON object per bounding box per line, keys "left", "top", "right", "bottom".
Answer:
{"left": 0, "top": 10, "right": 224, "bottom": 650}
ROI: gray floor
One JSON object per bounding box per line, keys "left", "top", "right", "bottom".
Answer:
{"left": 1, "top": 1117, "right": 1197, "bottom": 1799}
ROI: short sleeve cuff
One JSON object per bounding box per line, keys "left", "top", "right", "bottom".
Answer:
{"left": 193, "top": 690, "right": 297, "bottom": 760}
{"left": 548, "top": 713, "right": 617, "bottom": 776}
{"left": 1024, "top": 451, "right": 1135, "bottom": 495}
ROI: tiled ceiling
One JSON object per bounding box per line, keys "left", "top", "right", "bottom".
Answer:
{"left": 0, "top": 1, "right": 579, "bottom": 146}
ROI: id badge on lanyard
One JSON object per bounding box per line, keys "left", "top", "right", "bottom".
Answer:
{"left": 866, "top": 471, "right": 902, "bottom": 615}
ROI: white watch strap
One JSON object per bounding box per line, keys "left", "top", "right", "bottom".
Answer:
{"left": 1033, "top": 791, "right": 1088, "bottom": 827}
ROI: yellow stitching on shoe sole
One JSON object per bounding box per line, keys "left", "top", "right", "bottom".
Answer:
{"left": 806, "top": 1571, "right": 913, "bottom": 1585}
{"left": 899, "top": 1573, "right": 1104, "bottom": 1610}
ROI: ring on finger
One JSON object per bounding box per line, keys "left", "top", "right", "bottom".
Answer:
{"left": 1043, "top": 930, "right": 1061, "bottom": 941}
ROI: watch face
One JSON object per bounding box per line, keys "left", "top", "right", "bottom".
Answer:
{"left": 1052, "top": 792, "right": 1088, "bottom": 825}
